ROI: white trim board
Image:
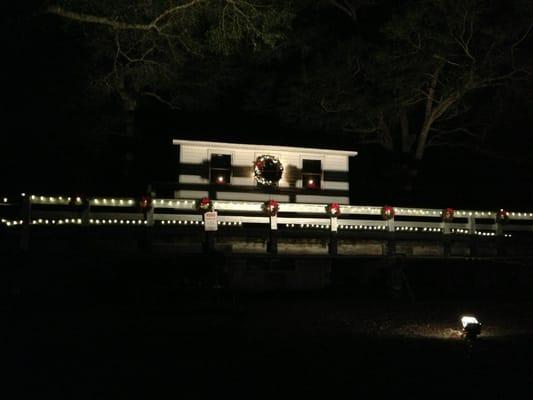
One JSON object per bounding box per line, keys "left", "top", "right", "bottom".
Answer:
{"left": 173, "top": 139, "right": 358, "bottom": 157}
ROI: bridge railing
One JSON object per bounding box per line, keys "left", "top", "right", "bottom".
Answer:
{"left": 1, "top": 194, "right": 533, "bottom": 236}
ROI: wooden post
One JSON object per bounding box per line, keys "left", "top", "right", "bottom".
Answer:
{"left": 386, "top": 219, "right": 395, "bottom": 256}
{"left": 495, "top": 221, "right": 505, "bottom": 256}
{"left": 467, "top": 215, "right": 477, "bottom": 256}
{"left": 467, "top": 215, "right": 476, "bottom": 234}
{"left": 442, "top": 221, "right": 451, "bottom": 257}
{"left": 19, "top": 194, "right": 31, "bottom": 252}
{"left": 145, "top": 205, "right": 154, "bottom": 227}
{"left": 329, "top": 216, "right": 338, "bottom": 256}
{"left": 268, "top": 215, "right": 278, "bottom": 254}
{"left": 204, "top": 231, "right": 216, "bottom": 253}
{"left": 81, "top": 201, "right": 90, "bottom": 226}
{"left": 142, "top": 205, "right": 155, "bottom": 252}
{"left": 203, "top": 211, "right": 218, "bottom": 253}
{"left": 495, "top": 222, "right": 503, "bottom": 237}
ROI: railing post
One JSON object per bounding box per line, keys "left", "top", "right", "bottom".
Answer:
{"left": 386, "top": 219, "right": 395, "bottom": 256}
{"left": 467, "top": 214, "right": 478, "bottom": 256}
{"left": 81, "top": 201, "right": 90, "bottom": 226}
{"left": 19, "top": 194, "right": 31, "bottom": 252}
{"left": 141, "top": 205, "right": 155, "bottom": 252}
{"left": 467, "top": 214, "right": 476, "bottom": 234}
{"left": 495, "top": 220, "right": 505, "bottom": 256}
{"left": 442, "top": 221, "right": 451, "bottom": 257}
{"left": 442, "top": 221, "right": 450, "bottom": 235}
{"left": 268, "top": 215, "right": 278, "bottom": 254}
{"left": 145, "top": 205, "right": 154, "bottom": 227}
{"left": 495, "top": 222, "right": 503, "bottom": 237}
{"left": 329, "top": 216, "right": 338, "bottom": 256}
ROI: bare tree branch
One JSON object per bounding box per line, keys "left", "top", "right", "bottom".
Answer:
{"left": 329, "top": 0, "right": 358, "bottom": 21}
{"left": 320, "top": 97, "right": 354, "bottom": 113}
{"left": 141, "top": 91, "right": 181, "bottom": 109}
{"left": 46, "top": 1, "right": 206, "bottom": 32}
{"left": 511, "top": 19, "right": 533, "bottom": 70}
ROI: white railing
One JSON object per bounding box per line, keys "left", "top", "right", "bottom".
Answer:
{"left": 1, "top": 194, "right": 532, "bottom": 238}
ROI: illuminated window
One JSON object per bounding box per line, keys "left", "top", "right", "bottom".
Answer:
{"left": 210, "top": 154, "right": 231, "bottom": 184}
{"left": 302, "top": 159, "right": 321, "bottom": 189}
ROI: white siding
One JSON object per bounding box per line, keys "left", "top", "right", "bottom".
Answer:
{"left": 232, "top": 149, "right": 256, "bottom": 166}
{"left": 216, "top": 192, "right": 290, "bottom": 202}
{"left": 231, "top": 177, "right": 254, "bottom": 186}
{"left": 174, "top": 190, "right": 209, "bottom": 199}
{"left": 295, "top": 180, "right": 349, "bottom": 191}
{"left": 296, "top": 194, "right": 350, "bottom": 204}
{"left": 324, "top": 155, "right": 349, "bottom": 171}
{"left": 180, "top": 146, "right": 208, "bottom": 163}
{"left": 179, "top": 174, "right": 209, "bottom": 184}
{"left": 322, "top": 181, "right": 349, "bottom": 191}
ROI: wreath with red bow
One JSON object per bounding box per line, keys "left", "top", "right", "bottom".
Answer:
{"left": 198, "top": 197, "right": 213, "bottom": 213}
{"left": 441, "top": 208, "right": 455, "bottom": 222}
{"left": 326, "top": 202, "right": 341, "bottom": 217}
{"left": 254, "top": 155, "right": 284, "bottom": 186}
{"left": 264, "top": 200, "right": 279, "bottom": 216}
{"left": 139, "top": 195, "right": 152, "bottom": 211}
{"left": 496, "top": 209, "right": 509, "bottom": 224}
{"left": 381, "top": 205, "right": 395, "bottom": 220}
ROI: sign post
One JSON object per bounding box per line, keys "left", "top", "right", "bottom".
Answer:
{"left": 203, "top": 211, "right": 218, "bottom": 253}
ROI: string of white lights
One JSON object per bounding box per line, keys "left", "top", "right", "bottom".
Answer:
{"left": 15, "top": 194, "right": 533, "bottom": 219}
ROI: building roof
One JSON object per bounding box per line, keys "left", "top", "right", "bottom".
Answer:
{"left": 172, "top": 138, "right": 358, "bottom": 157}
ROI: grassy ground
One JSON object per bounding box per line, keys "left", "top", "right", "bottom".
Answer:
{"left": 6, "top": 252, "right": 533, "bottom": 398}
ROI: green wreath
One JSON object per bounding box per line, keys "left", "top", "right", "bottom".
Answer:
{"left": 254, "top": 155, "right": 284, "bottom": 186}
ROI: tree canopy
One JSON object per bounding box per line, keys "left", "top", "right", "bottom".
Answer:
{"left": 2, "top": 0, "right": 532, "bottom": 203}
{"left": 265, "top": 0, "right": 533, "bottom": 161}
{"left": 46, "top": 0, "right": 295, "bottom": 114}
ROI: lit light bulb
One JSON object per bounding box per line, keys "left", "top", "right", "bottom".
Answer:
{"left": 217, "top": 176, "right": 225, "bottom": 183}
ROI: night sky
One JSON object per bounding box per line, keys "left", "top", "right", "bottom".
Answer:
{"left": 2, "top": 1, "right": 532, "bottom": 209}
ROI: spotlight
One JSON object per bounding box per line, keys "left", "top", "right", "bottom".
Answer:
{"left": 461, "top": 316, "right": 482, "bottom": 340}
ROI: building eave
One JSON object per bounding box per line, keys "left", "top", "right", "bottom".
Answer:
{"left": 172, "top": 138, "right": 358, "bottom": 157}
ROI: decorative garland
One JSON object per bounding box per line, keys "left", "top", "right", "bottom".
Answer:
{"left": 264, "top": 200, "right": 279, "bottom": 216}
{"left": 254, "top": 155, "right": 284, "bottom": 186}
{"left": 381, "top": 205, "right": 395, "bottom": 220}
{"left": 441, "top": 207, "right": 455, "bottom": 222}
{"left": 496, "top": 209, "right": 509, "bottom": 224}
{"left": 139, "top": 195, "right": 152, "bottom": 211}
{"left": 198, "top": 197, "right": 213, "bottom": 213}
{"left": 326, "top": 202, "right": 341, "bottom": 217}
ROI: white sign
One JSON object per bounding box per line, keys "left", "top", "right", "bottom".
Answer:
{"left": 204, "top": 211, "right": 218, "bottom": 231}
{"left": 270, "top": 216, "right": 278, "bottom": 230}
{"left": 330, "top": 217, "right": 338, "bottom": 232}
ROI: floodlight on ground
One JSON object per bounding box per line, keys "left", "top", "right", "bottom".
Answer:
{"left": 461, "top": 316, "right": 482, "bottom": 340}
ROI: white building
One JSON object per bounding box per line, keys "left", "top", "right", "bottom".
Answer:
{"left": 172, "top": 139, "right": 357, "bottom": 204}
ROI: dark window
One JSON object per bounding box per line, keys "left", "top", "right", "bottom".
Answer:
{"left": 302, "top": 159, "right": 322, "bottom": 189}
{"left": 210, "top": 154, "right": 231, "bottom": 184}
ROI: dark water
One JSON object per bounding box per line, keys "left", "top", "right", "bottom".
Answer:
{"left": 6, "top": 252, "right": 533, "bottom": 398}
